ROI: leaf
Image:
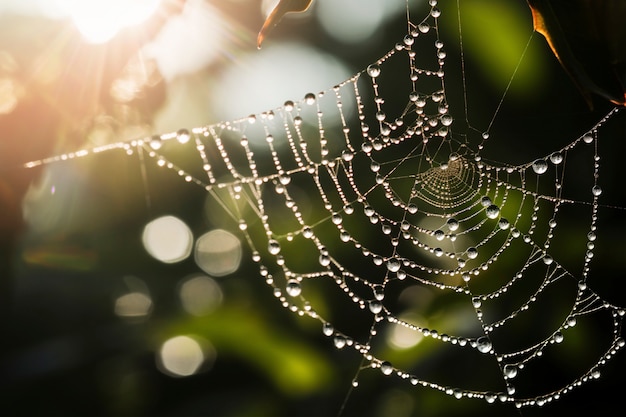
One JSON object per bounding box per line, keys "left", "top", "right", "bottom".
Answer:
{"left": 257, "top": 0, "right": 314, "bottom": 49}
{"left": 527, "top": 0, "right": 626, "bottom": 107}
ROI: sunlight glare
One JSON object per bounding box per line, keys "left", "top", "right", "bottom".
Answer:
{"left": 211, "top": 42, "right": 351, "bottom": 122}
{"left": 143, "top": 0, "right": 225, "bottom": 81}
{"left": 56, "top": 0, "right": 161, "bottom": 43}
{"left": 316, "top": 0, "right": 405, "bottom": 44}
{"left": 0, "top": 77, "right": 21, "bottom": 114}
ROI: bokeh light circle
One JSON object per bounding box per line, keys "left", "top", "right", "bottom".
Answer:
{"left": 157, "top": 335, "right": 214, "bottom": 377}
{"left": 179, "top": 274, "right": 223, "bottom": 316}
{"left": 194, "top": 229, "right": 242, "bottom": 276}
{"left": 114, "top": 292, "right": 153, "bottom": 319}
{"left": 142, "top": 215, "right": 193, "bottom": 263}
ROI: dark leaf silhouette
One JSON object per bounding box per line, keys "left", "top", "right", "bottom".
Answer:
{"left": 257, "top": 0, "right": 313, "bottom": 48}
{"left": 528, "top": 0, "right": 626, "bottom": 107}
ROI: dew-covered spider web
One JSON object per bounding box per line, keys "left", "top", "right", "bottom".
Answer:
{"left": 21, "top": 0, "right": 625, "bottom": 412}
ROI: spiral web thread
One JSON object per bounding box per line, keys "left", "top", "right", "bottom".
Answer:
{"left": 23, "top": 0, "right": 624, "bottom": 409}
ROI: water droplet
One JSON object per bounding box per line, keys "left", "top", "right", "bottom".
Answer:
{"left": 543, "top": 254, "right": 553, "bottom": 265}
{"left": 373, "top": 285, "right": 384, "bottom": 301}
{"left": 434, "top": 248, "right": 444, "bottom": 257}
{"left": 319, "top": 254, "right": 331, "bottom": 266}
{"left": 304, "top": 93, "right": 316, "bottom": 105}
{"left": 408, "top": 204, "right": 418, "bottom": 214}
{"left": 386, "top": 258, "right": 401, "bottom": 272}
{"left": 403, "top": 35, "right": 414, "bottom": 46}
{"left": 418, "top": 22, "right": 430, "bottom": 33}
{"left": 532, "top": 159, "right": 548, "bottom": 174}
{"left": 503, "top": 364, "right": 518, "bottom": 379}
{"left": 550, "top": 152, "right": 563, "bottom": 164}
{"left": 587, "top": 231, "right": 596, "bottom": 241}
{"left": 380, "top": 361, "right": 394, "bottom": 375}
{"left": 486, "top": 204, "right": 500, "bottom": 219}
{"left": 286, "top": 280, "right": 302, "bottom": 297}
{"left": 480, "top": 196, "right": 492, "bottom": 207}
{"left": 583, "top": 133, "right": 593, "bottom": 144}
{"left": 434, "top": 229, "right": 445, "bottom": 240}
{"left": 278, "top": 174, "right": 291, "bottom": 185}
{"left": 334, "top": 335, "right": 346, "bottom": 349}
{"left": 268, "top": 239, "right": 281, "bottom": 255}
{"left": 322, "top": 323, "right": 334, "bottom": 336}
{"left": 552, "top": 331, "right": 564, "bottom": 343}
{"left": 370, "top": 161, "right": 380, "bottom": 172}
{"left": 485, "top": 393, "right": 497, "bottom": 404}
{"left": 238, "top": 220, "right": 247, "bottom": 230}
{"left": 447, "top": 218, "right": 459, "bottom": 231}
{"left": 150, "top": 136, "right": 163, "bottom": 150}
{"left": 284, "top": 100, "right": 294, "bottom": 111}
{"left": 476, "top": 336, "right": 492, "bottom": 353}
{"left": 176, "top": 129, "right": 190, "bottom": 144}
{"left": 472, "top": 297, "right": 482, "bottom": 308}
{"left": 592, "top": 185, "right": 602, "bottom": 196}
{"left": 341, "top": 150, "right": 354, "bottom": 161}
{"left": 467, "top": 247, "right": 478, "bottom": 259}
{"left": 367, "top": 64, "right": 381, "bottom": 78}
{"left": 369, "top": 300, "right": 383, "bottom": 314}
{"left": 332, "top": 213, "right": 343, "bottom": 225}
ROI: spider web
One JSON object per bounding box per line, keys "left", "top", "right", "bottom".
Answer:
{"left": 21, "top": 0, "right": 625, "bottom": 412}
